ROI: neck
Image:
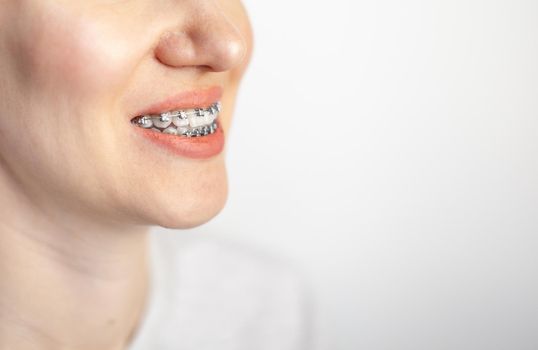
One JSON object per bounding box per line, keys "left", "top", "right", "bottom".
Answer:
{"left": 0, "top": 174, "right": 151, "bottom": 350}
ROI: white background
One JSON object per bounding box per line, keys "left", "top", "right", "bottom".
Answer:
{"left": 157, "top": 0, "right": 538, "bottom": 349}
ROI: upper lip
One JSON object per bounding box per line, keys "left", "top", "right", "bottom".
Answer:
{"left": 133, "top": 86, "right": 223, "bottom": 117}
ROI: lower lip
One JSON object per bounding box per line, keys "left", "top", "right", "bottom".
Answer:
{"left": 132, "top": 122, "right": 225, "bottom": 159}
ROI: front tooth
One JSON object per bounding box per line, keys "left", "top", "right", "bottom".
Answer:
{"left": 153, "top": 112, "right": 172, "bottom": 128}
{"left": 189, "top": 110, "right": 214, "bottom": 128}
{"left": 207, "top": 112, "right": 216, "bottom": 124}
{"left": 172, "top": 111, "right": 189, "bottom": 127}
{"left": 189, "top": 115, "right": 205, "bottom": 128}
{"left": 203, "top": 111, "right": 214, "bottom": 125}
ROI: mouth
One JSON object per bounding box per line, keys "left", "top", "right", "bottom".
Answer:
{"left": 129, "top": 86, "right": 226, "bottom": 159}
{"left": 131, "top": 101, "right": 221, "bottom": 137}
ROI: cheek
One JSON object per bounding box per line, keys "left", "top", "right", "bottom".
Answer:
{"left": 0, "top": 3, "right": 148, "bottom": 217}
{"left": 11, "top": 3, "right": 136, "bottom": 98}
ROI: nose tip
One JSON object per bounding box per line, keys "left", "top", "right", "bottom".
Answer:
{"left": 154, "top": 9, "right": 248, "bottom": 72}
{"left": 209, "top": 34, "right": 247, "bottom": 72}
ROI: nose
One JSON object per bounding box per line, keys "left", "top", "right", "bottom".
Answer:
{"left": 154, "top": 4, "right": 248, "bottom": 72}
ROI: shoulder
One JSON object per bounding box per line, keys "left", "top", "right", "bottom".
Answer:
{"left": 149, "top": 232, "right": 312, "bottom": 350}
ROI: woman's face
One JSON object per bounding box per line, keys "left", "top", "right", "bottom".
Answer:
{"left": 0, "top": 0, "right": 252, "bottom": 229}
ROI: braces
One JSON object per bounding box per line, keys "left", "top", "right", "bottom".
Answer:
{"left": 132, "top": 102, "right": 221, "bottom": 138}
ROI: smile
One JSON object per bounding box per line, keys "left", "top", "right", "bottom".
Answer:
{"left": 131, "top": 101, "right": 221, "bottom": 137}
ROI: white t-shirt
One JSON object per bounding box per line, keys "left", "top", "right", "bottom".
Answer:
{"left": 127, "top": 232, "right": 312, "bottom": 350}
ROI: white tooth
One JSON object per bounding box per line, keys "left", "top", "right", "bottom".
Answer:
{"left": 189, "top": 111, "right": 213, "bottom": 128}
{"left": 163, "top": 126, "right": 177, "bottom": 135}
{"left": 189, "top": 115, "right": 205, "bottom": 128}
{"left": 153, "top": 112, "right": 172, "bottom": 128}
{"left": 201, "top": 111, "right": 212, "bottom": 125}
{"left": 137, "top": 116, "right": 153, "bottom": 128}
{"left": 207, "top": 112, "right": 217, "bottom": 124}
{"left": 177, "top": 127, "right": 189, "bottom": 135}
{"left": 188, "top": 109, "right": 199, "bottom": 119}
{"left": 149, "top": 106, "right": 219, "bottom": 129}
{"left": 150, "top": 127, "right": 162, "bottom": 133}
{"left": 172, "top": 115, "right": 189, "bottom": 127}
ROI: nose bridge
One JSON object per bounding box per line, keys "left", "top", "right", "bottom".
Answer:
{"left": 154, "top": 0, "right": 247, "bottom": 72}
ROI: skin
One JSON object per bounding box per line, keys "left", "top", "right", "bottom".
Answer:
{"left": 0, "top": 0, "right": 252, "bottom": 349}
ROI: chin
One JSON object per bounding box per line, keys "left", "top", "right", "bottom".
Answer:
{"left": 136, "top": 163, "right": 229, "bottom": 230}
{"left": 158, "top": 185, "right": 228, "bottom": 230}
